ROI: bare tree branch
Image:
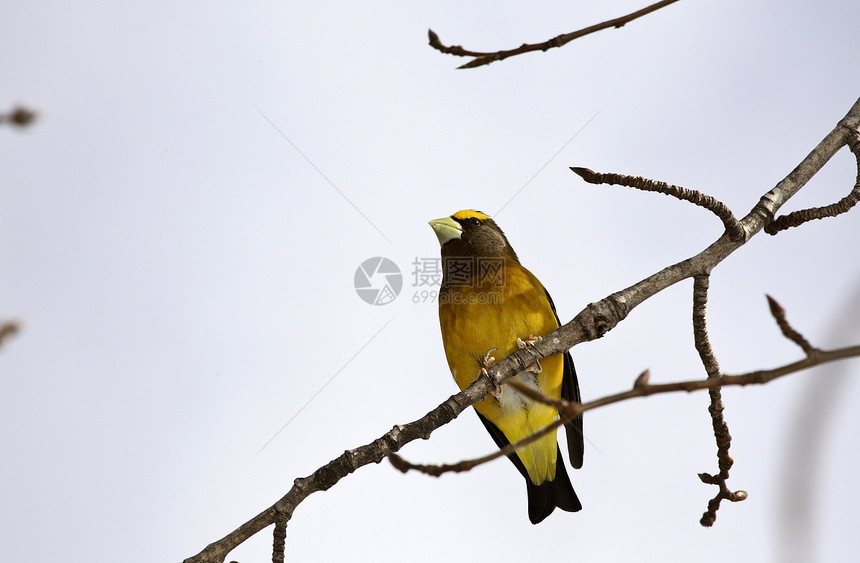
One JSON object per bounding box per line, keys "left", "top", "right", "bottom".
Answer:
{"left": 571, "top": 167, "right": 745, "bottom": 240}
{"left": 765, "top": 132, "right": 860, "bottom": 234}
{"left": 429, "top": 0, "right": 683, "bottom": 69}
{"left": 579, "top": 345, "right": 860, "bottom": 406}
{"left": 272, "top": 513, "right": 287, "bottom": 563}
{"left": 692, "top": 274, "right": 738, "bottom": 526}
{"left": 184, "top": 98, "right": 860, "bottom": 563}
{"left": 766, "top": 294, "right": 815, "bottom": 355}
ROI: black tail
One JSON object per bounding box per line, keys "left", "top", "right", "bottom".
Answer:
{"left": 476, "top": 413, "right": 582, "bottom": 524}
{"left": 525, "top": 447, "right": 581, "bottom": 524}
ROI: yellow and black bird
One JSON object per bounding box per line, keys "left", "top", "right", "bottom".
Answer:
{"left": 429, "top": 209, "right": 583, "bottom": 524}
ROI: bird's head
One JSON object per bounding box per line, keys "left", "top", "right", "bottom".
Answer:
{"left": 429, "top": 210, "right": 518, "bottom": 261}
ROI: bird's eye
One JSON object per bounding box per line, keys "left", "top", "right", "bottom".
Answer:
{"left": 467, "top": 217, "right": 481, "bottom": 227}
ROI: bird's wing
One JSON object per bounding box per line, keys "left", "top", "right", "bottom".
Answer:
{"left": 543, "top": 288, "right": 584, "bottom": 469}
{"left": 476, "top": 411, "right": 530, "bottom": 481}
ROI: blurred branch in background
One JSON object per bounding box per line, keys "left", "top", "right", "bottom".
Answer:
{"left": 2, "top": 102, "right": 35, "bottom": 352}
{"left": 776, "top": 278, "right": 860, "bottom": 563}
{"left": 0, "top": 321, "right": 22, "bottom": 351}
{"left": 0, "top": 105, "right": 37, "bottom": 129}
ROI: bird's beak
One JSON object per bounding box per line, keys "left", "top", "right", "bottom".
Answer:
{"left": 429, "top": 216, "right": 462, "bottom": 246}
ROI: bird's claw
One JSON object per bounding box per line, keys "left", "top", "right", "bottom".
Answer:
{"left": 481, "top": 348, "right": 502, "bottom": 398}
{"left": 517, "top": 335, "right": 543, "bottom": 373}
{"left": 482, "top": 347, "right": 498, "bottom": 369}
{"left": 517, "top": 335, "right": 543, "bottom": 348}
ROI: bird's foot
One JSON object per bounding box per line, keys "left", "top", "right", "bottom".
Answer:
{"left": 480, "top": 348, "right": 502, "bottom": 399}
{"left": 517, "top": 335, "right": 543, "bottom": 373}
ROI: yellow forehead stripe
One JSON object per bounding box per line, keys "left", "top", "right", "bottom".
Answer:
{"left": 451, "top": 209, "right": 491, "bottom": 221}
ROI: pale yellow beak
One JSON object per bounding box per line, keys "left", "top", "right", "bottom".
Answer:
{"left": 429, "top": 216, "right": 462, "bottom": 246}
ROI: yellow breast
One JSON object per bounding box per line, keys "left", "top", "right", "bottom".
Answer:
{"left": 439, "top": 263, "right": 563, "bottom": 484}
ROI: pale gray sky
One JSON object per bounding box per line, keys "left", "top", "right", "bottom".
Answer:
{"left": 2, "top": 2, "right": 859, "bottom": 562}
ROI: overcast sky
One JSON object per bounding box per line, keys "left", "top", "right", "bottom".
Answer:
{"left": 3, "top": 2, "right": 860, "bottom": 562}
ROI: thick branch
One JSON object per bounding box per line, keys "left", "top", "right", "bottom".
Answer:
{"left": 429, "top": 0, "right": 682, "bottom": 69}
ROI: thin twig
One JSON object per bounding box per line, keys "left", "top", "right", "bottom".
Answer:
{"left": 272, "top": 513, "right": 287, "bottom": 563}
{"left": 429, "top": 0, "right": 683, "bottom": 69}
{"left": 692, "top": 275, "right": 722, "bottom": 379}
{"left": 571, "top": 167, "right": 745, "bottom": 240}
{"left": 766, "top": 295, "right": 815, "bottom": 355}
{"left": 692, "top": 275, "right": 737, "bottom": 526}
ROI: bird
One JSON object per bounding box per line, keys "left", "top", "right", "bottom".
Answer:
{"left": 429, "top": 209, "right": 583, "bottom": 524}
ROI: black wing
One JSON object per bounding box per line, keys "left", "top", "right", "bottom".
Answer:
{"left": 543, "top": 288, "right": 584, "bottom": 469}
